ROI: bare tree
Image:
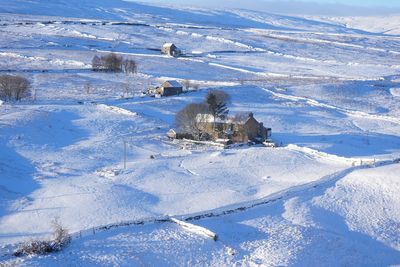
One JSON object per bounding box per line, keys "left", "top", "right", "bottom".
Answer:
{"left": 176, "top": 103, "right": 209, "bottom": 140}
{"left": 51, "top": 217, "right": 71, "bottom": 250}
{"left": 182, "top": 79, "right": 191, "bottom": 91}
{"left": 104, "top": 53, "right": 123, "bottom": 72}
{"left": 92, "top": 55, "right": 102, "bottom": 71}
{"left": 0, "top": 75, "right": 30, "bottom": 101}
{"left": 122, "top": 78, "right": 133, "bottom": 98}
{"left": 122, "top": 59, "right": 137, "bottom": 74}
{"left": 92, "top": 54, "right": 138, "bottom": 74}
{"left": 32, "top": 86, "right": 37, "bottom": 101}
{"left": 85, "top": 83, "right": 92, "bottom": 94}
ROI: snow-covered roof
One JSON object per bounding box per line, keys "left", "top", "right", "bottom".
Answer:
{"left": 163, "top": 43, "right": 175, "bottom": 48}
{"left": 195, "top": 113, "right": 214, "bottom": 123}
{"left": 163, "top": 80, "right": 182, "bottom": 88}
{"left": 195, "top": 114, "right": 230, "bottom": 123}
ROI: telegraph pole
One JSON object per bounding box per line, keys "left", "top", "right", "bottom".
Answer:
{"left": 123, "top": 140, "right": 127, "bottom": 169}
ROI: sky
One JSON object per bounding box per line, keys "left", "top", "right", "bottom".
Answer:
{"left": 137, "top": 0, "right": 400, "bottom": 15}
{"left": 316, "top": 0, "right": 399, "bottom": 7}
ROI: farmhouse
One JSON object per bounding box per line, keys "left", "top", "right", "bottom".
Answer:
{"left": 161, "top": 43, "right": 181, "bottom": 57}
{"left": 196, "top": 112, "right": 271, "bottom": 143}
{"left": 169, "top": 112, "right": 271, "bottom": 144}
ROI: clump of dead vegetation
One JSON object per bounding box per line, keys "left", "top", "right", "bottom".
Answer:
{"left": 13, "top": 218, "right": 71, "bottom": 257}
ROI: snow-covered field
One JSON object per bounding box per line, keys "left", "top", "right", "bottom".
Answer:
{"left": 6, "top": 163, "right": 399, "bottom": 266}
{"left": 319, "top": 15, "right": 400, "bottom": 35}
{"left": 0, "top": 0, "right": 399, "bottom": 266}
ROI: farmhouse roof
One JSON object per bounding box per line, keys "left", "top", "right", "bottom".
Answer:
{"left": 195, "top": 113, "right": 230, "bottom": 123}
{"left": 195, "top": 113, "right": 214, "bottom": 123}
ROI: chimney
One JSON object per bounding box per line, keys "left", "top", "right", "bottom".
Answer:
{"left": 248, "top": 112, "right": 254, "bottom": 118}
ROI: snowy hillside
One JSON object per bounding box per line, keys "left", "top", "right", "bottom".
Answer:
{"left": 319, "top": 15, "right": 400, "bottom": 35}
{"left": 0, "top": 0, "right": 400, "bottom": 266}
{"left": 7, "top": 163, "right": 400, "bottom": 266}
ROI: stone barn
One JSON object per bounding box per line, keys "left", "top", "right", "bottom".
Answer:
{"left": 161, "top": 43, "right": 181, "bottom": 57}
{"left": 156, "top": 80, "right": 183, "bottom": 97}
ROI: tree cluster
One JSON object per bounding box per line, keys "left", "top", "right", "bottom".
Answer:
{"left": 0, "top": 74, "right": 30, "bottom": 101}
{"left": 175, "top": 90, "right": 231, "bottom": 140}
{"left": 92, "top": 53, "right": 137, "bottom": 74}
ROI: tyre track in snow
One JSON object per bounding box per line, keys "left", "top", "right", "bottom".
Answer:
{"left": 261, "top": 87, "right": 400, "bottom": 125}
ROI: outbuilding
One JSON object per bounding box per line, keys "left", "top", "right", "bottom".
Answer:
{"left": 161, "top": 43, "right": 181, "bottom": 57}
{"left": 156, "top": 80, "right": 183, "bottom": 96}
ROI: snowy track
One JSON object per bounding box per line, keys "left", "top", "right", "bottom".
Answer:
{"left": 262, "top": 87, "right": 400, "bottom": 125}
